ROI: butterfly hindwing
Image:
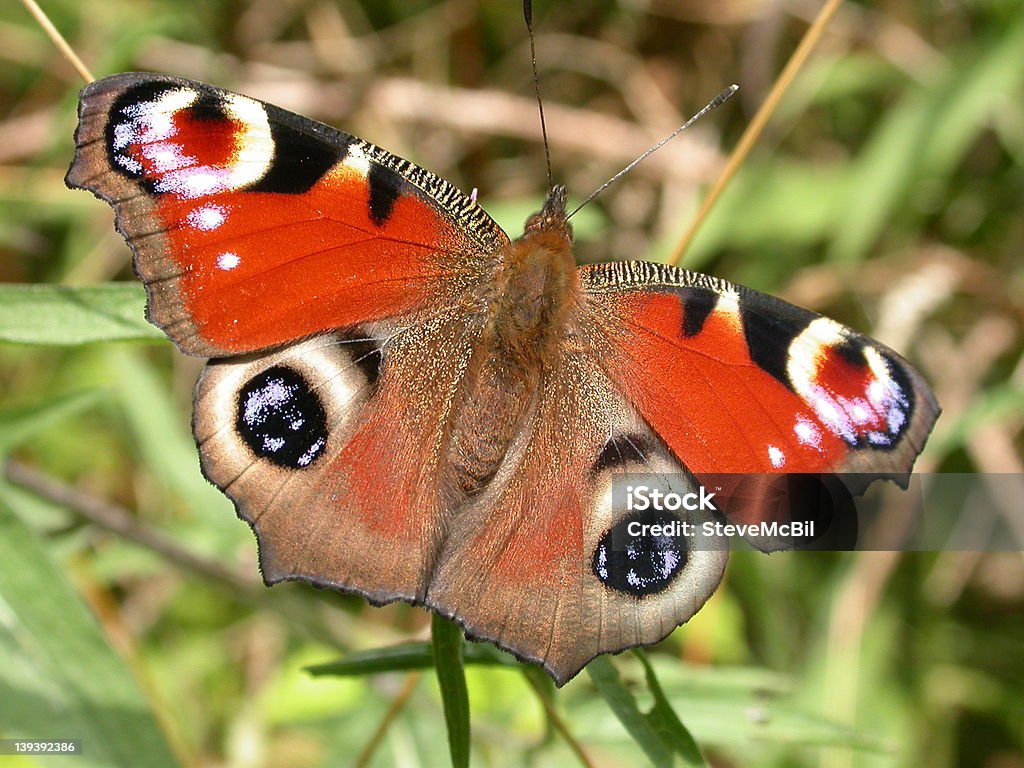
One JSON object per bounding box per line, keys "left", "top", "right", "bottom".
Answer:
{"left": 194, "top": 308, "right": 485, "bottom": 602}
{"left": 427, "top": 348, "right": 728, "bottom": 684}
{"left": 66, "top": 73, "right": 506, "bottom": 356}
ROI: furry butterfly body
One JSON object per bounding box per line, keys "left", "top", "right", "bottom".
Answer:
{"left": 67, "top": 73, "right": 938, "bottom": 684}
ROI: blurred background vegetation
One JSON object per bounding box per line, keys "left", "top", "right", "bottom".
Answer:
{"left": 1, "top": 0, "right": 1023, "bottom": 766}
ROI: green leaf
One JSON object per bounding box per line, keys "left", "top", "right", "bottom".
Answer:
{"left": 100, "top": 347, "right": 240, "bottom": 560}
{"left": 307, "top": 640, "right": 517, "bottom": 677}
{"left": 0, "top": 284, "right": 161, "bottom": 345}
{"left": 0, "top": 496, "right": 180, "bottom": 768}
{"left": 579, "top": 658, "right": 887, "bottom": 753}
{"left": 0, "top": 389, "right": 103, "bottom": 457}
{"left": 675, "top": 161, "right": 848, "bottom": 271}
{"left": 635, "top": 651, "right": 707, "bottom": 767}
{"left": 588, "top": 656, "right": 679, "bottom": 767}
{"left": 829, "top": 13, "right": 1024, "bottom": 264}
{"left": 432, "top": 614, "right": 470, "bottom": 768}
{"left": 918, "top": 14, "right": 1024, "bottom": 181}
{"left": 827, "top": 89, "right": 932, "bottom": 265}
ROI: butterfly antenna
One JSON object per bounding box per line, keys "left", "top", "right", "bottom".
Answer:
{"left": 524, "top": 0, "right": 554, "bottom": 192}
{"left": 567, "top": 84, "right": 739, "bottom": 220}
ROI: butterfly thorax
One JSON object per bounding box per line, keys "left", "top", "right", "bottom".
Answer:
{"left": 446, "top": 187, "right": 580, "bottom": 497}
{"left": 488, "top": 185, "right": 578, "bottom": 364}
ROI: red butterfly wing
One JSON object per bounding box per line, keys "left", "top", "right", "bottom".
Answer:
{"left": 66, "top": 73, "right": 506, "bottom": 356}
{"left": 581, "top": 262, "right": 939, "bottom": 492}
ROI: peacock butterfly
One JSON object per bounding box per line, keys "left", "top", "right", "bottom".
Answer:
{"left": 66, "top": 72, "right": 939, "bottom": 685}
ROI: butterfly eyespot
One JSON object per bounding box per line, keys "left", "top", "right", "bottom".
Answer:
{"left": 106, "top": 83, "right": 184, "bottom": 184}
{"left": 787, "top": 325, "right": 917, "bottom": 451}
{"left": 592, "top": 510, "right": 689, "bottom": 597}
{"left": 236, "top": 366, "right": 328, "bottom": 469}
{"left": 104, "top": 81, "right": 293, "bottom": 200}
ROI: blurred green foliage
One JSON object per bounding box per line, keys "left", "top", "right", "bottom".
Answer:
{"left": 1, "top": 1, "right": 1022, "bottom": 766}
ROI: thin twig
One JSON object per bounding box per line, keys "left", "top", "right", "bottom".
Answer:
{"left": 352, "top": 672, "right": 422, "bottom": 768}
{"left": 668, "top": 0, "right": 844, "bottom": 266}
{"left": 5, "top": 460, "right": 363, "bottom": 649}
{"left": 19, "top": 0, "right": 94, "bottom": 83}
{"left": 5, "top": 460, "right": 259, "bottom": 593}
{"left": 523, "top": 672, "right": 597, "bottom": 768}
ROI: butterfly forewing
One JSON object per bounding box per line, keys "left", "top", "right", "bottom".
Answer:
{"left": 580, "top": 261, "right": 939, "bottom": 492}
{"left": 66, "top": 73, "right": 506, "bottom": 357}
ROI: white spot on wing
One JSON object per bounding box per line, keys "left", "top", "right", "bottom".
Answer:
{"left": 171, "top": 169, "right": 224, "bottom": 197}
{"left": 124, "top": 89, "right": 198, "bottom": 139}
{"left": 794, "top": 417, "right": 822, "bottom": 449}
{"left": 863, "top": 345, "right": 909, "bottom": 443}
{"left": 768, "top": 445, "right": 786, "bottom": 468}
{"left": 810, "top": 386, "right": 859, "bottom": 443}
{"left": 243, "top": 377, "right": 292, "bottom": 423}
{"left": 115, "top": 153, "right": 142, "bottom": 175}
{"left": 112, "top": 89, "right": 199, "bottom": 174}
{"left": 867, "top": 379, "right": 886, "bottom": 403}
{"left": 112, "top": 122, "right": 135, "bottom": 151}
{"left": 851, "top": 401, "right": 871, "bottom": 424}
{"left": 717, "top": 289, "right": 739, "bottom": 313}
{"left": 144, "top": 142, "right": 192, "bottom": 174}
{"left": 216, "top": 252, "right": 240, "bottom": 270}
{"left": 787, "top": 317, "right": 847, "bottom": 398}
{"left": 298, "top": 437, "right": 325, "bottom": 466}
{"left": 187, "top": 204, "right": 228, "bottom": 231}
{"left": 221, "top": 93, "right": 275, "bottom": 188}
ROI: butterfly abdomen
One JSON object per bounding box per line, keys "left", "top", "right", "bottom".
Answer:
{"left": 446, "top": 349, "right": 535, "bottom": 497}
